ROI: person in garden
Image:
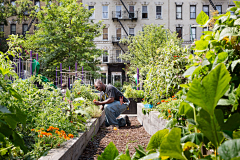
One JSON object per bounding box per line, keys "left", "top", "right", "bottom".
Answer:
{"left": 94, "top": 80, "right": 131, "bottom": 129}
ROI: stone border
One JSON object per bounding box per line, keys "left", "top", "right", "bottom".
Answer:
{"left": 137, "top": 103, "right": 168, "bottom": 135}
{"left": 39, "top": 111, "right": 105, "bottom": 160}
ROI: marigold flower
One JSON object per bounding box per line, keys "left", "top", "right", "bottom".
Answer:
{"left": 157, "top": 102, "right": 160, "bottom": 105}
{"left": 41, "top": 132, "right": 47, "bottom": 135}
{"left": 173, "top": 98, "right": 177, "bottom": 100}
{"left": 172, "top": 96, "right": 175, "bottom": 98}
{"left": 54, "top": 127, "right": 59, "bottom": 130}
{"left": 46, "top": 133, "right": 52, "bottom": 137}
{"left": 38, "top": 134, "right": 43, "bottom": 138}
{"left": 40, "top": 128, "right": 44, "bottom": 130}
{"left": 165, "top": 101, "right": 169, "bottom": 102}
{"left": 93, "top": 99, "right": 96, "bottom": 102}
{"left": 161, "top": 100, "right": 165, "bottom": 102}
{"left": 68, "top": 134, "right": 74, "bottom": 138}
{"left": 65, "top": 137, "right": 70, "bottom": 140}
{"left": 168, "top": 109, "right": 171, "bottom": 113}
{"left": 70, "top": 121, "right": 73, "bottom": 123}
{"left": 174, "top": 55, "right": 177, "bottom": 58}
{"left": 31, "top": 129, "right": 35, "bottom": 131}
{"left": 37, "top": 130, "right": 41, "bottom": 132}
{"left": 168, "top": 115, "right": 172, "bottom": 118}
{"left": 142, "top": 98, "right": 144, "bottom": 101}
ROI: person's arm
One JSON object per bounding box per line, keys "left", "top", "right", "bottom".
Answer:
{"left": 94, "top": 97, "right": 114, "bottom": 105}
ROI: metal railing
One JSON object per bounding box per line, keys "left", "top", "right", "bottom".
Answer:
{"left": 112, "top": 35, "right": 128, "bottom": 42}
{"left": 112, "top": 11, "right": 138, "bottom": 19}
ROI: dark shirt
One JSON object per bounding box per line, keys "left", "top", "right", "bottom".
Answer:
{"left": 100, "top": 85, "right": 128, "bottom": 103}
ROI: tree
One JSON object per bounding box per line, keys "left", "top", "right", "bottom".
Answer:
{"left": 121, "top": 24, "right": 181, "bottom": 79}
{"left": 23, "top": 0, "right": 103, "bottom": 78}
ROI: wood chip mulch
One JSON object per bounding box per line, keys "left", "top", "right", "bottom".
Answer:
{"left": 78, "top": 117, "right": 151, "bottom": 160}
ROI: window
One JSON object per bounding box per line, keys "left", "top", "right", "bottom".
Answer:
{"left": 88, "top": 6, "right": 94, "bottom": 19}
{"left": 116, "top": 28, "right": 121, "bottom": 40}
{"left": 23, "top": 24, "right": 28, "bottom": 35}
{"left": 176, "top": 27, "right": 182, "bottom": 39}
{"left": 203, "top": 5, "right": 209, "bottom": 16}
{"left": 129, "top": 6, "right": 134, "bottom": 18}
{"left": 102, "top": 50, "right": 108, "bottom": 63}
{"left": 101, "top": 73, "right": 106, "bottom": 84}
{"left": 176, "top": 5, "right": 182, "bottom": 19}
{"left": 129, "top": 28, "right": 134, "bottom": 36}
{"left": 190, "top": 27, "right": 196, "bottom": 41}
{"left": 10, "top": 24, "right": 16, "bottom": 35}
{"left": 116, "top": 50, "right": 122, "bottom": 62}
{"left": 156, "top": 6, "right": 162, "bottom": 19}
{"left": 142, "top": 6, "right": 148, "bottom": 18}
{"left": 190, "top": 5, "right": 196, "bottom": 19}
{"left": 35, "top": 0, "right": 40, "bottom": 12}
{"left": 0, "top": 24, "right": 4, "bottom": 32}
{"left": 103, "top": 28, "right": 108, "bottom": 40}
{"left": 102, "top": 6, "right": 108, "bottom": 19}
{"left": 11, "top": 0, "right": 16, "bottom": 6}
{"left": 228, "top": 5, "right": 235, "bottom": 15}
{"left": 116, "top": 6, "right": 122, "bottom": 18}
{"left": 216, "top": 5, "right": 222, "bottom": 14}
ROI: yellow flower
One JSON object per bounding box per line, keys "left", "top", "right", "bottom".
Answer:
{"left": 223, "top": 36, "right": 229, "bottom": 43}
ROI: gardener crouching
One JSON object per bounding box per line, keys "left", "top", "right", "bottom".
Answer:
{"left": 94, "top": 80, "right": 131, "bottom": 129}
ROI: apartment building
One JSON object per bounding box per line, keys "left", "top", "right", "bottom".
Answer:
{"left": 81, "top": 0, "right": 236, "bottom": 85}
{"left": 1, "top": 0, "right": 236, "bottom": 85}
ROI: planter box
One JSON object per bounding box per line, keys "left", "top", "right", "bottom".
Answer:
{"left": 39, "top": 111, "right": 105, "bottom": 160}
{"left": 137, "top": 103, "right": 168, "bottom": 135}
{"left": 122, "top": 98, "right": 137, "bottom": 114}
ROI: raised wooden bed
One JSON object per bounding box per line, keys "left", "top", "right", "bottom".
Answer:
{"left": 39, "top": 111, "right": 105, "bottom": 160}
{"left": 137, "top": 103, "right": 168, "bottom": 135}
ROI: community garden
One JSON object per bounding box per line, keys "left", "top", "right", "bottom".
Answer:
{"left": 0, "top": 0, "right": 240, "bottom": 159}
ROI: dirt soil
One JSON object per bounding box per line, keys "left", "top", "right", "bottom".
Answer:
{"left": 78, "top": 117, "right": 151, "bottom": 160}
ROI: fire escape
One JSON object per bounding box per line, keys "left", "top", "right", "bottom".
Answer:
{"left": 112, "top": 0, "right": 137, "bottom": 57}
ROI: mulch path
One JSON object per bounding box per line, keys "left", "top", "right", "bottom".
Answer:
{"left": 78, "top": 117, "right": 151, "bottom": 160}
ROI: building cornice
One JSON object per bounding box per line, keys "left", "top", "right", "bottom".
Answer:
{"left": 189, "top": 2, "right": 198, "bottom": 5}
{"left": 202, "top": 2, "right": 210, "bottom": 5}
{"left": 154, "top": 2, "right": 164, "bottom": 5}
{"left": 175, "top": 2, "right": 183, "bottom": 5}
{"left": 175, "top": 24, "right": 184, "bottom": 27}
{"left": 87, "top": 2, "right": 96, "bottom": 6}
{"left": 127, "top": 1, "right": 137, "bottom": 5}
{"left": 101, "top": 2, "right": 110, "bottom": 6}
{"left": 140, "top": 2, "right": 150, "bottom": 5}
{"left": 227, "top": 1, "right": 235, "bottom": 5}
{"left": 127, "top": 24, "right": 136, "bottom": 28}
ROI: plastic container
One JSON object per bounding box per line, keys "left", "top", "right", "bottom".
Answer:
{"left": 144, "top": 104, "right": 153, "bottom": 108}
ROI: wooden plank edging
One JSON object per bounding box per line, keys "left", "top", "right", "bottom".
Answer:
{"left": 39, "top": 111, "right": 105, "bottom": 160}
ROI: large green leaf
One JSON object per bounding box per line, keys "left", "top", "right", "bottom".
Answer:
{"left": 197, "top": 109, "right": 224, "bottom": 148}
{"left": 180, "top": 133, "right": 204, "bottom": 145}
{"left": 217, "top": 52, "right": 228, "bottom": 63}
{"left": 219, "top": 27, "right": 239, "bottom": 41}
{"left": 195, "top": 39, "right": 209, "bottom": 51}
{"left": 231, "top": 59, "right": 240, "bottom": 72}
{"left": 160, "top": 128, "right": 186, "bottom": 160}
{"left": 132, "top": 145, "right": 147, "bottom": 160}
{"left": 186, "top": 63, "right": 231, "bottom": 115}
{"left": 12, "top": 131, "right": 28, "bottom": 154}
{"left": 146, "top": 129, "right": 169, "bottom": 151}
{"left": 0, "top": 123, "right": 12, "bottom": 137}
{"left": 183, "top": 66, "right": 198, "bottom": 78}
{"left": 165, "top": 118, "right": 178, "bottom": 129}
{"left": 140, "top": 152, "right": 160, "bottom": 160}
{"left": 115, "top": 145, "right": 131, "bottom": 160}
{"left": 15, "top": 107, "right": 27, "bottom": 126}
{"left": 178, "top": 102, "right": 194, "bottom": 119}
{"left": 98, "top": 142, "right": 119, "bottom": 160}
{"left": 8, "top": 88, "right": 22, "bottom": 102}
{"left": 234, "top": 1, "right": 240, "bottom": 8}
{"left": 196, "top": 11, "right": 209, "bottom": 25}
{"left": 218, "top": 139, "right": 240, "bottom": 160}
{"left": 4, "top": 114, "right": 18, "bottom": 129}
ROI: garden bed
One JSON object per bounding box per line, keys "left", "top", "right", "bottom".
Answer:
{"left": 137, "top": 103, "right": 168, "bottom": 135}
{"left": 39, "top": 111, "right": 105, "bottom": 160}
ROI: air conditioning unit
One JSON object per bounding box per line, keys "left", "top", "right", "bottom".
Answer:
{"left": 156, "top": 15, "right": 162, "bottom": 19}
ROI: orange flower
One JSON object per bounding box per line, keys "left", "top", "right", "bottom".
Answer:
{"left": 161, "top": 100, "right": 165, "bottom": 102}
{"left": 165, "top": 101, "right": 169, "bottom": 102}
{"left": 55, "top": 130, "right": 61, "bottom": 135}
{"left": 37, "top": 130, "right": 41, "bottom": 132}
{"left": 41, "top": 132, "right": 47, "bottom": 135}
{"left": 54, "top": 127, "right": 59, "bottom": 130}
{"left": 65, "top": 137, "right": 70, "bottom": 140}
{"left": 142, "top": 98, "right": 144, "bottom": 101}
{"left": 168, "top": 109, "right": 171, "bottom": 113}
{"left": 46, "top": 133, "right": 52, "bottom": 137}
{"left": 31, "top": 129, "right": 35, "bottom": 131}
{"left": 157, "top": 102, "right": 160, "bottom": 105}
{"left": 47, "top": 126, "right": 54, "bottom": 131}
{"left": 172, "top": 96, "right": 175, "bottom": 98}
{"left": 173, "top": 98, "right": 177, "bottom": 100}
{"left": 168, "top": 115, "right": 172, "bottom": 118}
{"left": 40, "top": 128, "right": 44, "bottom": 130}
{"left": 93, "top": 99, "right": 96, "bottom": 102}
{"left": 38, "top": 134, "right": 43, "bottom": 138}
{"left": 70, "top": 121, "right": 73, "bottom": 123}
{"left": 68, "top": 134, "right": 74, "bottom": 138}
{"left": 174, "top": 55, "right": 177, "bottom": 58}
